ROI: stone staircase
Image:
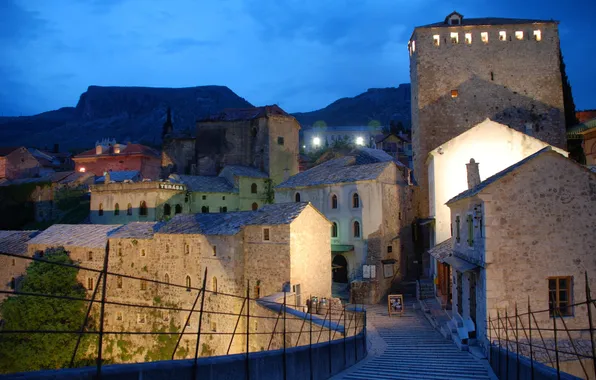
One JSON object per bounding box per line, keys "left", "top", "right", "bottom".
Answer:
{"left": 417, "top": 279, "right": 435, "bottom": 299}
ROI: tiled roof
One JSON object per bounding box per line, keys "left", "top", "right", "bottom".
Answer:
{"left": 28, "top": 224, "right": 121, "bottom": 249}
{"left": 428, "top": 238, "right": 453, "bottom": 262}
{"left": 0, "top": 171, "right": 92, "bottom": 187}
{"left": 0, "top": 147, "right": 22, "bottom": 157}
{"left": 0, "top": 176, "right": 52, "bottom": 187}
{"left": 109, "top": 222, "right": 164, "bottom": 239}
{"left": 175, "top": 175, "right": 236, "bottom": 193}
{"left": 75, "top": 143, "right": 160, "bottom": 158}
{"left": 375, "top": 133, "right": 410, "bottom": 144}
{"left": 95, "top": 170, "right": 140, "bottom": 184}
{"left": 447, "top": 147, "right": 552, "bottom": 205}
{"left": 418, "top": 17, "right": 555, "bottom": 28}
{"left": 222, "top": 165, "right": 268, "bottom": 178}
{"left": 159, "top": 202, "right": 310, "bottom": 235}
{"left": 567, "top": 118, "right": 596, "bottom": 139}
{"left": 200, "top": 105, "right": 291, "bottom": 122}
{"left": 354, "top": 147, "right": 406, "bottom": 167}
{"left": 0, "top": 230, "right": 39, "bottom": 254}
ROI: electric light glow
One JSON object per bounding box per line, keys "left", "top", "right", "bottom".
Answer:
{"left": 313, "top": 137, "right": 321, "bottom": 146}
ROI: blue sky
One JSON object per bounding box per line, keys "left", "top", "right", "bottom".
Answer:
{"left": 1, "top": 0, "right": 594, "bottom": 116}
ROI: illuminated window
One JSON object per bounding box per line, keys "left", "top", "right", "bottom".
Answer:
{"left": 412, "top": 40, "right": 416, "bottom": 52}
{"left": 450, "top": 32, "right": 459, "bottom": 44}
{"left": 451, "top": 90, "right": 459, "bottom": 98}
{"left": 251, "top": 183, "right": 257, "bottom": 193}
{"left": 140, "top": 279, "right": 147, "bottom": 290}
{"left": 533, "top": 30, "right": 541, "bottom": 41}
{"left": 515, "top": 31, "right": 524, "bottom": 40}
{"left": 87, "top": 277, "right": 94, "bottom": 290}
{"left": 79, "top": 167, "right": 86, "bottom": 173}
{"left": 353, "top": 221, "right": 361, "bottom": 238}
{"left": 164, "top": 203, "right": 171, "bottom": 216}
{"left": 433, "top": 35, "right": 440, "bottom": 46}
{"left": 331, "top": 222, "right": 338, "bottom": 238}
{"left": 295, "top": 192, "right": 301, "bottom": 202}
{"left": 549, "top": 277, "right": 573, "bottom": 316}
{"left": 465, "top": 33, "right": 472, "bottom": 44}
{"left": 499, "top": 31, "right": 506, "bottom": 41}
{"left": 263, "top": 228, "right": 270, "bottom": 241}
{"left": 98, "top": 203, "right": 103, "bottom": 216}
{"left": 481, "top": 32, "right": 488, "bottom": 43}
{"left": 117, "top": 276, "right": 122, "bottom": 289}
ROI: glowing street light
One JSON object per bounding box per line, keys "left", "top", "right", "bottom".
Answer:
{"left": 313, "top": 137, "right": 321, "bottom": 147}
{"left": 356, "top": 136, "right": 365, "bottom": 146}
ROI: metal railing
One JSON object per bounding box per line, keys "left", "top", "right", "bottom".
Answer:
{"left": 0, "top": 247, "right": 367, "bottom": 379}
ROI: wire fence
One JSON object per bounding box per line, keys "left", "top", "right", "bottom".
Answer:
{"left": 0, "top": 247, "right": 367, "bottom": 379}
{"left": 488, "top": 272, "right": 596, "bottom": 380}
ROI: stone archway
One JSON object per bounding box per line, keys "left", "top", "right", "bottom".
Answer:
{"left": 332, "top": 254, "right": 349, "bottom": 283}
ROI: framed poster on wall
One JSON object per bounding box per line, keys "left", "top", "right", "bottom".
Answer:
{"left": 388, "top": 294, "right": 404, "bottom": 316}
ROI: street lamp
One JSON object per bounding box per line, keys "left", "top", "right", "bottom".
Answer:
{"left": 356, "top": 136, "right": 364, "bottom": 146}
{"left": 313, "top": 137, "right": 321, "bottom": 147}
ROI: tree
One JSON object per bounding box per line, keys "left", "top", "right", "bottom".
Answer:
{"left": 313, "top": 120, "right": 327, "bottom": 128}
{"left": 367, "top": 120, "right": 381, "bottom": 128}
{"left": 560, "top": 51, "right": 585, "bottom": 164}
{"left": 0, "top": 247, "right": 94, "bottom": 373}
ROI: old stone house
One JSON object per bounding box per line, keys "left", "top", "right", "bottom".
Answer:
{"left": 0, "top": 147, "right": 40, "bottom": 180}
{"left": 73, "top": 139, "right": 161, "bottom": 179}
{"left": 410, "top": 11, "right": 567, "bottom": 220}
{"left": 0, "top": 230, "right": 39, "bottom": 302}
{"left": 375, "top": 133, "right": 413, "bottom": 169}
{"left": 275, "top": 147, "right": 415, "bottom": 304}
{"left": 430, "top": 148, "right": 596, "bottom": 360}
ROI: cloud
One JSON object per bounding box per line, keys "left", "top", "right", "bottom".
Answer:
{"left": 0, "top": 0, "right": 49, "bottom": 45}
{"left": 158, "top": 38, "right": 216, "bottom": 54}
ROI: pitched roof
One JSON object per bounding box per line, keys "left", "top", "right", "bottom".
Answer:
{"left": 95, "top": 170, "right": 140, "bottom": 184}
{"left": 446, "top": 147, "right": 553, "bottom": 205}
{"left": 0, "top": 230, "right": 39, "bottom": 254}
{"left": 74, "top": 143, "right": 160, "bottom": 158}
{"left": 222, "top": 165, "right": 269, "bottom": 178}
{"left": 0, "top": 146, "right": 23, "bottom": 157}
{"left": 175, "top": 175, "right": 236, "bottom": 193}
{"left": 200, "top": 105, "right": 291, "bottom": 122}
{"left": 0, "top": 171, "right": 92, "bottom": 187}
{"left": 567, "top": 118, "right": 596, "bottom": 139}
{"left": 27, "top": 224, "right": 121, "bottom": 249}
{"left": 109, "top": 222, "right": 164, "bottom": 239}
{"left": 375, "top": 133, "right": 410, "bottom": 144}
{"left": 158, "top": 202, "right": 310, "bottom": 235}
{"left": 428, "top": 238, "right": 453, "bottom": 262}
{"left": 417, "top": 17, "right": 555, "bottom": 28}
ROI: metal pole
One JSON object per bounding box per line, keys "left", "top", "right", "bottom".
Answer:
{"left": 70, "top": 271, "right": 103, "bottom": 368}
{"left": 173, "top": 288, "right": 203, "bottom": 359}
{"left": 226, "top": 298, "right": 246, "bottom": 355}
{"left": 354, "top": 305, "right": 359, "bottom": 361}
{"left": 552, "top": 293, "right": 560, "bottom": 380}
{"left": 246, "top": 280, "right": 250, "bottom": 380}
{"left": 343, "top": 304, "right": 347, "bottom": 367}
{"left": 328, "top": 302, "right": 332, "bottom": 376}
{"left": 96, "top": 241, "right": 111, "bottom": 378}
{"left": 362, "top": 308, "right": 367, "bottom": 355}
{"left": 283, "top": 291, "right": 287, "bottom": 380}
{"left": 193, "top": 268, "right": 208, "bottom": 379}
{"left": 267, "top": 308, "right": 281, "bottom": 351}
{"left": 497, "top": 310, "right": 502, "bottom": 378}
{"left": 488, "top": 314, "right": 492, "bottom": 369}
{"left": 309, "top": 295, "right": 313, "bottom": 380}
{"left": 505, "top": 310, "right": 509, "bottom": 379}
{"left": 585, "top": 272, "right": 596, "bottom": 380}
{"left": 528, "top": 298, "right": 534, "bottom": 380}
{"left": 515, "top": 303, "right": 519, "bottom": 380}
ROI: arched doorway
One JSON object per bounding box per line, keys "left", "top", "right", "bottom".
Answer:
{"left": 332, "top": 255, "right": 348, "bottom": 283}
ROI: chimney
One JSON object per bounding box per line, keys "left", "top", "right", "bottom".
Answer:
{"left": 466, "top": 158, "right": 481, "bottom": 189}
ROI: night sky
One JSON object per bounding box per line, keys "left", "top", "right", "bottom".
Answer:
{"left": 1, "top": 0, "right": 594, "bottom": 116}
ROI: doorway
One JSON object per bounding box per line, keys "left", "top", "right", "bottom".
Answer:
{"left": 332, "top": 255, "right": 348, "bottom": 283}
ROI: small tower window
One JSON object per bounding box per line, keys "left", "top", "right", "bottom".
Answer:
{"left": 251, "top": 183, "right": 258, "bottom": 193}
{"left": 450, "top": 32, "right": 459, "bottom": 44}
{"left": 98, "top": 203, "right": 103, "bottom": 216}
{"left": 139, "top": 201, "right": 148, "bottom": 216}
{"left": 10, "top": 277, "right": 15, "bottom": 290}
{"left": 202, "top": 195, "right": 207, "bottom": 200}
{"left": 114, "top": 203, "right": 120, "bottom": 216}
{"left": 481, "top": 32, "right": 488, "bottom": 43}
{"left": 352, "top": 193, "right": 360, "bottom": 208}
{"left": 127, "top": 203, "right": 132, "bottom": 215}
{"left": 165, "top": 244, "right": 169, "bottom": 253}
{"left": 499, "top": 31, "right": 506, "bottom": 41}
{"left": 515, "top": 31, "right": 524, "bottom": 40}
{"left": 533, "top": 30, "right": 541, "bottom": 41}
{"left": 353, "top": 221, "right": 361, "bottom": 238}
{"left": 87, "top": 278, "right": 94, "bottom": 290}
{"left": 411, "top": 40, "right": 416, "bottom": 52}
{"left": 175, "top": 204, "right": 182, "bottom": 214}
{"left": 116, "top": 312, "right": 123, "bottom": 321}
{"left": 387, "top": 245, "right": 393, "bottom": 253}
{"left": 140, "top": 279, "right": 147, "bottom": 290}
{"left": 212, "top": 277, "right": 218, "bottom": 293}
{"left": 252, "top": 202, "right": 258, "bottom": 211}
{"left": 451, "top": 90, "right": 459, "bottom": 98}
{"left": 295, "top": 192, "right": 301, "bottom": 202}
{"left": 277, "top": 136, "right": 284, "bottom": 146}
{"left": 118, "top": 248, "right": 122, "bottom": 256}
{"left": 185, "top": 244, "right": 190, "bottom": 254}
{"left": 263, "top": 228, "right": 270, "bottom": 241}
{"left": 164, "top": 203, "right": 171, "bottom": 216}
{"left": 88, "top": 251, "right": 93, "bottom": 261}
{"left": 117, "top": 276, "right": 123, "bottom": 289}
{"left": 213, "top": 246, "right": 217, "bottom": 256}
{"left": 141, "top": 249, "right": 146, "bottom": 257}
{"left": 186, "top": 276, "right": 191, "bottom": 291}
{"left": 11, "top": 258, "right": 15, "bottom": 266}
{"left": 433, "top": 35, "right": 440, "bottom": 46}
{"left": 331, "top": 222, "right": 338, "bottom": 238}
{"left": 464, "top": 33, "right": 472, "bottom": 44}
{"left": 164, "top": 273, "right": 170, "bottom": 286}
{"left": 331, "top": 194, "right": 338, "bottom": 209}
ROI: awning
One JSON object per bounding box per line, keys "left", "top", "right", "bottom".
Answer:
{"left": 443, "top": 255, "right": 478, "bottom": 272}
{"left": 417, "top": 218, "right": 435, "bottom": 226}
{"left": 332, "top": 244, "right": 354, "bottom": 253}
{"left": 428, "top": 237, "right": 480, "bottom": 272}
{"left": 428, "top": 238, "right": 453, "bottom": 262}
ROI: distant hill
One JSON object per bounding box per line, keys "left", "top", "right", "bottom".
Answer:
{"left": 0, "top": 85, "right": 253, "bottom": 151}
{"left": 291, "top": 84, "right": 411, "bottom": 128}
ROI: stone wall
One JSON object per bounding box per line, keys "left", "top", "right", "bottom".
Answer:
{"left": 0, "top": 148, "right": 40, "bottom": 180}
{"left": 74, "top": 155, "right": 161, "bottom": 180}
{"left": 267, "top": 116, "right": 300, "bottom": 186}
{"left": 410, "top": 21, "right": 566, "bottom": 218}
{"left": 161, "top": 138, "right": 196, "bottom": 177}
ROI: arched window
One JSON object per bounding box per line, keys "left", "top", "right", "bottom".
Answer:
{"left": 164, "top": 203, "right": 171, "bottom": 216}
{"left": 212, "top": 277, "right": 218, "bottom": 294}
{"left": 114, "top": 203, "right": 120, "bottom": 215}
{"left": 353, "top": 221, "right": 361, "bottom": 238}
{"left": 185, "top": 275, "right": 191, "bottom": 291}
{"left": 175, "top": 204, "right": 182, "bottom": 214}
{"left": 201, "top": 206, "right": 209, "bottom": 213}
{"left": 252, "top": 202, "right": 258, "bottom": 211}
{"left": 98, "top": 203, "right": 103, "bottom": 216}
{"left": 352, "top": 193, "right": 360, "bottom": 208}
{"left": 185, "top": 244, "right": 190, "bottom": 254}
{"left": 331, "top": 194, "right": 338, "bottom": 209}
{"left": 10, "top": 277, "right": 15, "bottom": 290}
{"left": 164, "top": 273, "right": 170, "bottom": 286}
{"left": 117, "top": 276, "right": 122, "bottom": 289}
{"left": 251, "top": 183, "right": 257, "bottom": 194}
{"left": 88, "top": 251, "right": 93, "bottom": 261}
{"left": 139, "top": 201, "right": 148, "bottom": 216}
{"left": 331, "top": 222, "right": 338, "bottom": 238}
{"left": 295, "top": 192, "right": 301, "bottom": 202}
{"left": 127, "top": 203, "right": 133, "bottom": 215}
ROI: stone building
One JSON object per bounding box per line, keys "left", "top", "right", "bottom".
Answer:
{"left": 430, "top": 148, "right": 596, "bottom": 360}
{"left": 162, "top": 105, "right": 300, "bottom": 187}
{"left": 567, "top": 117, "right": 596, "bottom": 167}
{"left": 409, "top": 11, "right": 567, "bottom": 219}
{"left": 0, "top": 230, "right": 39, "bottom": 302}
{"left": 301, "top": 125, "right": 383, "bottom": 153}
{"left": 0, "top": 147, "right": 40, "bottom": 180}
{"left": 275, "top": 148, "right": 415, "bottom": 304}
{"left": 375, "top": 133, "right": 413, "bottom": 169}
{"left": 89, "top": 165, "right": 270, "bottom": 224}
{"left": 73, "top": 139, "right": 161, "bottom": 179}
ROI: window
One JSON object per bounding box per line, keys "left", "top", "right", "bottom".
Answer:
{"left": 140, "top": 279, "right": 147, "bottom": 290}
{"left": 481, "top": 32, "right": 488, "bottom": 43}
{"left": 331, "top": 222, "right": 338, "bottom": 238}
{"left": 455, "top": 216, "right": 461, "bottom": 243}
{"left": 186, "top": 275, "right": 191, "bottom": 291}
{"left": 295, "top": 192, "right": 301, "bottom": 202}
{"left": 212, "top": 277, "right": 218, "bottom": 293}
{"left": 450, "top": 32, "right": 459, "bottom": 44}
{"left": 201, "top": 206, "right": 209, "bottom": 213}
{"left": 221, "top": 206, "right": 227, "bottom": 212}
{"left": 549, "top": 277, "right": 573, "bottom": 316}
{"left": 331, "top": 194, "right": 338, "bottom": 209}
{"left": 164, "top": 203, "right": 171, "bottom": 216}
{"left": 387, "top": 246, "right": 393, "bottom": 253}
{"left": 11, "top": 258, "right": 15, "bottom": 266}
{"left": 114, "top": 203, "right": 120, "bottom": 215}
{"left": 87, "top": 278, "right": 94, "bottom": 290}
{"left": 533, "top": 30, "right": 541, "bottom": 41}
{"left": 252, "top": 202, "right": 258, "bottom": 211}
{"left": 491, "top": 71, "right": 494, "bottom": 81}
{"left": 117, "top": 276, "right": 122, "bottom": 289}
{"left": 251, "top": 183, "right": 257, "bottom": 193}
{"left": 465, "top": 33, "right": 472, "bottom": 44}
{"left": 98, "top": 203, "right": 103, "bottom": 216}
{"left": 127, "top": 203, "right": 132, "bottom": 215}
{"left": 213, "top": 246, "right": 217, "bottom": 256}
{"left": 451, "top": 90, "right": 459, "bottom": 98}
{"left": 175, "top": 204, "right": 182, "bottom": 214}
{"left": 141, "top": 249, "right": 146, "bottom": 257}
{"left": 139, "top": 201, "right": 148, "bottom": 216}
{"left": 165, "top": 244, "right": 169, "bottom": 253}
{"left": 254, "top": 284, "right": 261, "bottom": 298}
{"left": 411, "top": 40, "right": 416, "bottom": 52}
{"left": 515, "top": 31, "right": 524, "bottom": 40}
{"left": 353, "top": 221, "right": 361, "bottom": 238}
{"left": 211, "top": 321, "right": 217, "bottom": 332}
{"left": 137, "top": 314, "right": 146, "bottom": 324}
{"left": 185, "top": 244, "right": 190, "bottom": 254}
{"left": 116, "top": 312, "right": 123, "bottom": 321}
{"left": 352, "top": 193, "right": 360, "bottom": 208}
{"left": 88, "top": 251, "right": 93, "bottom": 261}
{"left": 222, "top": 196, "right": 226, "bottom": 200}
{"left": 277, "top": 136, "right": 284, "bottom": 146}
{"left": 433, "top": 34, "right": 440, "bottom": 46}
{"left": 164, "top": 273, "right": 170, "bottom": 286}
{"left": 499, "top": 31, "right": 506, "bottom": 41}
{"left": 263, "top": 228, "right": 270, "bottom": 241}
{"left": 118, "top": 248, "right": 122, "bottom": 256}
{"left": 10, "top": 277, "right": 15, "bottom": 290}
{"left": 202, "top": 195, "right": 207, "bottom": 200}
{"left": 467, "top": 214, "right": 474, "bottom": 246}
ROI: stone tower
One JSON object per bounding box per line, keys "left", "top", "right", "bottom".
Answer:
{"left": 409, "top": 11, "right": 567, "bottom": 217}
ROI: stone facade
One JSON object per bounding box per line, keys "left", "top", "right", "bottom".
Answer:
{"left": 410, "top": 13, "right": 567, "bottom": 218}
{"left": 0, "top": 147, "right": 40, "bottom": 180}
{"left": 375, "top": 133, "right": 413, "bottom": 169}
{"left": 0, "top": 230, "right": 40, "bottom": 302}
{"left": 580, "top": 125, "right": 596, "bottom": 166}
{"left": 443, "top": 149, "right": 596, "bottom": 352}
{"left": 302, "top": 125, "right": 382, "bottom": 153}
